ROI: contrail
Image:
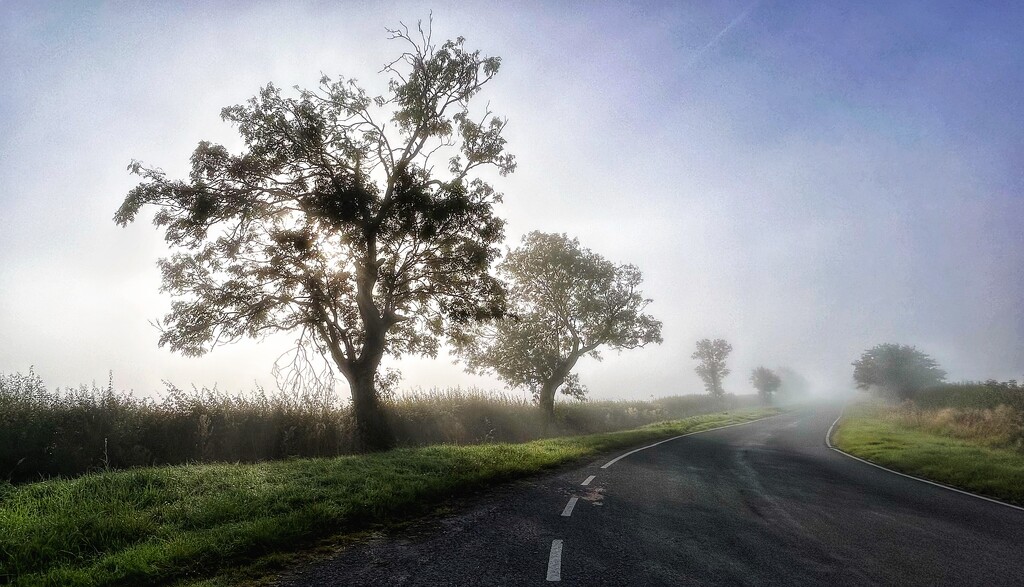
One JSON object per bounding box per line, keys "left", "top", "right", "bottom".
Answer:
{"left": 683, "top": 0, "right": 762, "bottom": 71}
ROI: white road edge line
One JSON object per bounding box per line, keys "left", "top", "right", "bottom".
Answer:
{"left": 546, "top": 539, "right": 563, "bottom": 581}
{"left": 824, "top": 406, "right": 846, "bottom": 449}
{"left": 581, "top": 475, "right": 595, "bottom": 486}
{"left": 561, "top": 496, "right": 579, "bottom": 517}
{"left": 599, "top": 414, "right": 778, "bottom": 469}
{"left": 825, "top": 409, "right": 1024, "bottom": 513}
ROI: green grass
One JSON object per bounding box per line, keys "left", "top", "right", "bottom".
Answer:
{"left": 833, "top": 405, "right": 1024, "bottom": 505}
{"left": 0, "top": 407, "right": 778, "bottom": 586}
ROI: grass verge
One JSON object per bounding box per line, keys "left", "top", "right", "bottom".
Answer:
{"left": 833, "top": 404, "right": 1024, "bottom": 506}
{"left": 1, "top": 407, "right": 778, "bottom": 586}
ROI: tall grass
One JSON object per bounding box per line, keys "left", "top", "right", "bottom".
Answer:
{"left": 867, "top": 379, "right": 1024, "bottom": 451}
{"left": 0, "top": 370, "right": 751, "bottom": 483}
{"left": 0, "top": 370, "right": 349, "bottom": 484}
{"left": 883, "top": 404, "right": 1023, "bottom": 450}
{"left": 389, "top": 387, "right": 743, "bottom": 444}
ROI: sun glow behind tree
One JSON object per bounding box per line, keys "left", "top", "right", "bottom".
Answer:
{"left": 115, "top": 21, "right": 516, "bottom": 449}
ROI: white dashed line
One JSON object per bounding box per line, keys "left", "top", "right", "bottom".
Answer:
{"left": 581, "top": 475, "right": 595, "bottom": 486}
{"left": 546, "top": 539, "right": 563, "bottom": 581}
{"left": 560, "top": 496, "right": 579, "bottom": 517}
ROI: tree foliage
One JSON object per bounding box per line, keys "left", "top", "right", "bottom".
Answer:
{"left": 852, "top": 343, "right": 946, "bottom": 401}
{"left": 750, "top": 366, "right": 781, "bottom": 404}
{"left": 453, "top": 232, "right": 663, "bottom": 417}
{"left": 114, "top": 21, "right": 515, "bottom": 450}
{"left": 692, "top": 338, "right": 732, "bottom": 397}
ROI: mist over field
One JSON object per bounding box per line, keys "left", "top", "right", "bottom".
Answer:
{"left": 2, "top": 1, "right": 1022, "bottom": 400}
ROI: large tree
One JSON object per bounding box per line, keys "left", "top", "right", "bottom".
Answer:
{"left": 852, "top": 343, "right": 946, "bottom": 400}
{"left": 692, "top": 338, "right": 732, "bottom": 398}
{"left": 750, "top": 366, "right": 781, "bottom": 405}
{"left": 453, "top": 232, "right": 663, "bottom": 419}
{"left": 114, "top": 22, "right": 516, "bottom": 450}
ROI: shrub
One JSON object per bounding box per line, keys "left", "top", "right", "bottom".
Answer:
{"left": 913, "top": 380, "right": 1024, "bottom": 411}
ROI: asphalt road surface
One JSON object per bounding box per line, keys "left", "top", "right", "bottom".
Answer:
{"left": 277, "top": 406, "right": 1024, "bottom": 586}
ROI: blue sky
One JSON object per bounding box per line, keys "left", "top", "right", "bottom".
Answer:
{"left": 1, "top": 1, "right": 1021, "bottom": 398}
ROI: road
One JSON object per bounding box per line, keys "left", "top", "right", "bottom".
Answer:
{"left": 277, "top": 406, "right": 1024, "bottom": 586}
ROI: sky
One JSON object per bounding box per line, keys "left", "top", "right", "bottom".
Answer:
{"left": 1, "top": 1, "right": 1022, "bottom": 400}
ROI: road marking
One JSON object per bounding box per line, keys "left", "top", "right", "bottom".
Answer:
{"left": 599, "top": 414, "right": 779, "bottom": 469}
{"left": 581, "top": 475, "right": 595, "bottom": 486}
{"left": 561, "top": 496, "right": 579, "bottom": 517}
{"left": 826, "top": 409, "right": 1024, "bottom": 513}
{"left": 546, "top": 539, "right": 563, "bottom": 581}
{"left": 824, "top": 407, "right": 846, "bottom": 449}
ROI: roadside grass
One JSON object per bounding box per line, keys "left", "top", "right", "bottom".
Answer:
{"left": 833, "top": 404, "right": 1024, "bottom": 505}
{"left": 0, "top": 407, "right": 779, "bottom": 586}
{"left": 887, "top": 404, "right": 1022, "bottom": 449}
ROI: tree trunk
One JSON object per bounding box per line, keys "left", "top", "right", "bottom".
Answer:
{"left": 348, "top": 367, "right": 394, "bottom": 452}
{"left": 537, "top": 355, "right": 581, "bottom": 434}
{"left": 538, "top": 378, "right": 561, "bottom": 434}
{"left": 343, "top": 248, "right": 394, "bottom": 452}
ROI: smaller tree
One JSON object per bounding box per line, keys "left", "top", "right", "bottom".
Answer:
{"left": 454, "top": 232, "right": 663, "bottom": 419}
{"left": 750, "top": 366, "right": 781, "bottom": 405}
{"left": 692, "top": 338, "right": 732, "bottom": 398}
{"left": 852, "top": 343, "right": 946, "bottom": 401}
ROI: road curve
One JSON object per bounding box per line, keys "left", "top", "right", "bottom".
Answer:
{"left": 277, "top": 406, "right": 1024, "bottom": 586}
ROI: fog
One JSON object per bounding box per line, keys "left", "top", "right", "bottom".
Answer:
{"left": 1, "top": 1, "right": 1021, "bottom": 400}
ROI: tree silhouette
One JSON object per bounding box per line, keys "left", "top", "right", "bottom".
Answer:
{"left": 692, "top": 338, "right": 732, "bottom": 397}
{"left": 454, "top": 232, "right": 662, "bottom": 420}
{"left": 852, "top": 343, "right": 946, "bottom": 400}
{"left": 750, "top": 366, "right": 781, "bottom": 404}
{"left": 114, "top": 20, "right": 515, "bottom": 450}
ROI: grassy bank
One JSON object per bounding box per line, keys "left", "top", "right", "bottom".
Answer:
{"left": 0, "top": 370, "right": 755, "bottom": 483}
{"left": 833, "top": 404, "right": 1024, "bottom": 505}
{"left": 0, "top": 407, "right": 779, "bottom": 586}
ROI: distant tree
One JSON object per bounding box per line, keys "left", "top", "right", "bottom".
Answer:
{"left": 750, "top": 366, "right": 781, "bottom": 404}
{"left": 692, "top": 338, "right": 732, "bottom": 397}
{"left": 114, "top": 21, "right": 516, "bottom": 451}
{"left": 453, "top": 232, "right": 663, "bottom": 420}
{"left": 852, "top": 343, "right": 947, "bottom": 401}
